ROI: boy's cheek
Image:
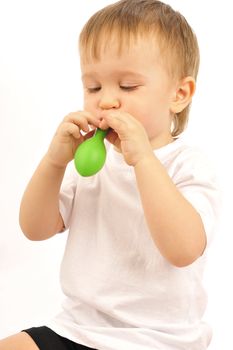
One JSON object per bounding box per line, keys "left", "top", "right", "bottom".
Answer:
{"left": 83, "top": 100, "right": 96, "bottom": 115}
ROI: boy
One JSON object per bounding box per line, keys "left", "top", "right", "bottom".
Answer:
{"left": 0, "top": 0, "right": 220, "bottom": 349}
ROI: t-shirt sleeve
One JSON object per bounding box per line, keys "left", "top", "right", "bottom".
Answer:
{"left": 59, "top": 165, "right": 79, "bottom": 230}
{"left": 173, "top": 149, "right": 221, "bottom": 247}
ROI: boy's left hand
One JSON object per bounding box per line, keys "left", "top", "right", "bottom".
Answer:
{"left": 99, "top": 111, "right": 154, "bottom": 166}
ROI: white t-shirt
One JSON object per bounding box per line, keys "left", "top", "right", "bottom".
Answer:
{"left": 46, "top": 137, "right": 220, "bottom": 350}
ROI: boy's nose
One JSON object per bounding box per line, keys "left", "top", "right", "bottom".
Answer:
{"left": 98, "top": 94, "right": 120, "bottom": 110}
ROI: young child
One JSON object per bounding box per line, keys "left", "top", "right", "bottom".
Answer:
{"left": 0, "top": 1, "right": 220, "bottom": 349}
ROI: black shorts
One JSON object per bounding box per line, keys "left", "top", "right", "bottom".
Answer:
{"left": 22, "top": 326, "right": 98, "bottom": 350}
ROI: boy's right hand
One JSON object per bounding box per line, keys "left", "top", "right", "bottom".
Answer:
{"left": 45, "top": 111, "right": 100, "bottom": 168}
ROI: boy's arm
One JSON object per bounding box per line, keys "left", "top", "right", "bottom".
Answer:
{"left": 19, "top": 155, "right": 66, "bottom": 241}
{"left": 19, "top": 111, "right": 100, "bottom": 241}
{"left": 134, "top": 154, "right": 206, "bottom": 267}
{"left": 100, "top": 111, "right": 206, "bottom": 267}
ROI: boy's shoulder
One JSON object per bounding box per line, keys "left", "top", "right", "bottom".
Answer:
{"left": 155, "top": 136, "right": 217, "bottom": 183}
{"left": 155, "top": 136, "right": 206, "bottom": 163}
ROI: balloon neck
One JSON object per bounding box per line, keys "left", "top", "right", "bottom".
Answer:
{"left": 95, "top": 128, "right": 109, "bottom": 141}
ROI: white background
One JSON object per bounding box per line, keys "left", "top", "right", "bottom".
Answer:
{"left": 0, "top": 1, "right": 232, "bottom": 349}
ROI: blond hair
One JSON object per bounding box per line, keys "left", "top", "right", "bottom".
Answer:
{"left": 79, "top": 0, "right": 200, "bottom": 137}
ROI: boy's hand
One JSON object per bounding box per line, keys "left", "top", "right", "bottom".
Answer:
{"left": 46, "top": 111, "right": 100, "bottom": 168}
{"left": 99, "top": 111, "right": 154, "bottom": 166}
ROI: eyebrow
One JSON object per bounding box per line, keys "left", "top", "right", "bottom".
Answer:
{"left": 81, "top": 70, "right": 146, "bottom": 81}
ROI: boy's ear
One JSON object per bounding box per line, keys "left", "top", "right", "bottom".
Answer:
{"left": 170, "top": 76, "right": 196, "bottom": 114}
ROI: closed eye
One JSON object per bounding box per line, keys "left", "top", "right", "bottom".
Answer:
{"left": 86, "top": 86, "right": 139, "bottom": 93}
{"left": 86, "top": 87, "right": 101, "bottom": 93}
{"left": 120, "top": 86, "right": 139, "bottom": 91}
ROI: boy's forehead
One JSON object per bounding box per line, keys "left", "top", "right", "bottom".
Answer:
{"left": 80, "top": 34, "right": 161, "bottom": 67}
{"left": 81, "top": 50, "right": 158, "bottom": 80}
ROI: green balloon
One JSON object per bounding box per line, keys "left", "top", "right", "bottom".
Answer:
{"left": 74, "top": 128, "right": 109, "bottom": 177}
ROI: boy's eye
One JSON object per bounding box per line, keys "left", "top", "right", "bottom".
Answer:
{"left": 120, "top": 85, "right": 138, "bottom": 91}
{"left": 86, "top": 87, "right": 101, "bottom": 93}
{"left": 86, "top": 85, "right": 139, "bottom": 93}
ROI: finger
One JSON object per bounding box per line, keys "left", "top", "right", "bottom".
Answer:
{"left": 101, "top": 112, "right": 130, "bottom": 140}
{"left": 98, "top": 118, "right": 110, "bottom": 130}
{"left": 64, "top": 114, "right": 89, "bottom": 133}
{"left": 60, "top": 122, "right": 81, "bottom": 140}
{"left": 64, "top": 111, "right": 100, "bottom": 131}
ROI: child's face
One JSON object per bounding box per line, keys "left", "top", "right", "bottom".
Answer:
{"left": 81, "top": 36, "right": 177, "bottom": 148}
